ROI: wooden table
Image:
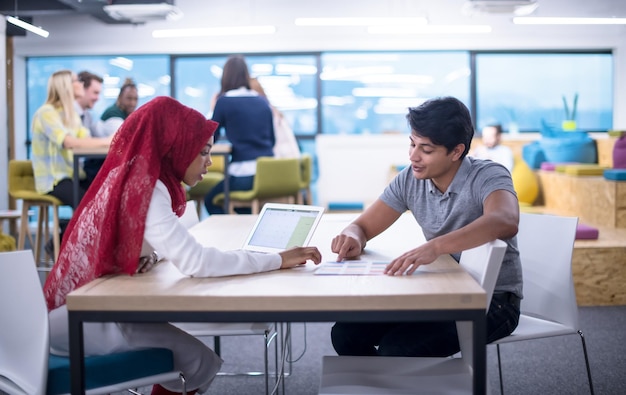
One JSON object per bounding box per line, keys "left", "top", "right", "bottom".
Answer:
{"left": 72, "top": 144, "right": 232, "bottom": 210}
{"left": 67, "top": 213, "right": 487, "bottom": 394}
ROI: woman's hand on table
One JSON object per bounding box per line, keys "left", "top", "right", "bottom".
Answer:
{"left": 136, "top": 251, "right": 160, "bottom": 274}
{"left": 279, "top": 246, "right": 322, "bottom": 269}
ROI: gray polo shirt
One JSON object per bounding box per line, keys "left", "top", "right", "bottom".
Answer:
{"left": 381, "top": 156, "right": 523, "bottom": 299}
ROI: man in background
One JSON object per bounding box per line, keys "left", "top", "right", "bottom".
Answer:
{"left": 74, "top": 71, "right": 103, "bottom": 136}
{"left": 472, "top": 124, "right": 514, "bottom": 172}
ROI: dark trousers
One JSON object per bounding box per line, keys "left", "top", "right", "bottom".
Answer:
{"left": 46, "top": 178, "right": 90, "bottom": 240}
{"left": 83, "top": 158, "right": 105, "bottom": 186}
{"left": 331, "top": 292, "right": 521, "bottom": 357}
{"left": 203, "top": 175, "right": 254, "bottom": 215}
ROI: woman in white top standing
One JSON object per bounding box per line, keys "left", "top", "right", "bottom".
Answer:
{"left": 249, "top": 77, "right": 301, "bottom": 159}
{"left": 43, "top": 96, "right": 321, "bottom": 395}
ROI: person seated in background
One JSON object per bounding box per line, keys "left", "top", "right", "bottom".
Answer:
{"left": 32, "top": 70, "right": 111, "bottom": 255}
{"left": 204, "top": 55, "right": 275, "bottom": 215}
{"left": 74, "top": 71, "right": 103, "bottom": 136}
{"left": 330, "top": 97, "right": 522, "bottom": 358}
{"left": 85, "top": 77, "right": 139, "bottom": 184}
{"left": 472, "top": 124, "right": 515, "bottom": 172}
{"left": 44, "top": 96, "right": 322, "bottom": 395}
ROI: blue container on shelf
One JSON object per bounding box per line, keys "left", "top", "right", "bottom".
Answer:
{"left": 538, "top": 135, "right": 597, "bottom": 164}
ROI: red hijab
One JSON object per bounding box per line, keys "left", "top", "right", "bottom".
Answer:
{"left": 44, "top": 96, "right": 218, "bottom": 311}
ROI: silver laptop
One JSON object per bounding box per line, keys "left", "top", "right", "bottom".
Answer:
{"left": 242, "top": 203, "right": 325, "bottom": 253}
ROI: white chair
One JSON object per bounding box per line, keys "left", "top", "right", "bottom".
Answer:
{"left": 0, "top": 250, "right": 186, "bottom": 395}
{"left": 492, "top": 213, "right": 594, "bottom": 394}
{"left": 318, "top": 239, "right": 507, "bottom": 395}
{"left": 173, "top": 201, "right": 286, "bottom": 395}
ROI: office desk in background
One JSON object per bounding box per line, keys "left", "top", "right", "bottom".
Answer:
{"left": 71, "top": 144, "right": 232, "bottom": 210}
{"left": 67, "top": 213, "right": 488, "bottom": 394}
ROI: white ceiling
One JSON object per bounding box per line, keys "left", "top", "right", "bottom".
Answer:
{"left": 6, "top": 0, "right": 626, "bottom": 56}
{"left": 151, "top": 0, "right": 626, "bottom": 29}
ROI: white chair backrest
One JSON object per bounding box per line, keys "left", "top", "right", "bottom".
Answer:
{"left": 517, "top": 213, "right": 579, "bottom": 328}
{"left": 0, "top": 250, "right": 49, "bottom": 395}
{"left": 455, "top": 239, "right": 507, "bottom": 365}
{"left": 179, "top": 200, "right": 200, "bottom": 229}
{"left": 459, "top": 239, "right": 508, "bottom": 310}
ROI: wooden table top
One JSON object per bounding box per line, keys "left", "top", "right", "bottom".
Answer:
{"left": 72, "top": 143, "right": 232, "bottom": 156}
{"left": 67, "top": 213, "right": 485, "bottom": 313}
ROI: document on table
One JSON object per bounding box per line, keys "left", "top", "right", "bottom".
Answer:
{"left": 315, "top": 260, "right": 389, "bottom": 275}
{"left": 314, "top": 260, "right": 456, "bottom": 275}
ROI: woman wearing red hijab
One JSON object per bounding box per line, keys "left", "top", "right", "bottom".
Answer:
{"left": 43, "top": 96, "right": 322, "bottom": 395}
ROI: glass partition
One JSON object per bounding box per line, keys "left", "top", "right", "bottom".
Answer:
{"left": 26, "top": 55, "right": 170, "bottom": 143}
{"left": 320, "top": 51, "right": 471, "bottom": 134}
{"left": 174, "top": 54, "right": 319, "bottom": 137}
{"left": 475, "top": 52, "right": 613, "bottom": 133}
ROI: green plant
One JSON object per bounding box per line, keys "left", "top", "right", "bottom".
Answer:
{"left": 562, "top": 93, "right": 578, "bottom": 121}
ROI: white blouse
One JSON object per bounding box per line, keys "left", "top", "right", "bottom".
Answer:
{"left": 140, "top": 180, "right": 281, "bottom": 277}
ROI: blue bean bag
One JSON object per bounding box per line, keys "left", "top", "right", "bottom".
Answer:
{"left": 538, "top": 135, "right": 597, "bottom": 164}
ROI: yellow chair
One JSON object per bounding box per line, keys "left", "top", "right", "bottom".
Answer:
{"left": 297, "top": 154, "right": 312, "bottom": 205}
{"left": 213, "top": 157, "right": 301, "bottom": 214}
{"left": 8, "top": 160, "right": 63, "bottom": 264}
{"left": 186, "top": 155, "right": 225, "bottom": 216}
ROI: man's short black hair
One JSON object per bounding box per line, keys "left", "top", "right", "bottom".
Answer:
{"left": 406, "top": 96, "right": 475, "bottom": 159}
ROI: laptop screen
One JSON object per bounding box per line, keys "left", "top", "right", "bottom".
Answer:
{"left": 242, "top": 203, "right": 325, "bottom": 253}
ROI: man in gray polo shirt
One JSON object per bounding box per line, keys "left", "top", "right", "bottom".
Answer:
{"left": 330, "top": 96, "right": 522, "bottom": 357}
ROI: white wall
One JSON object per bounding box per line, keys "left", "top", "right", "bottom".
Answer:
{"left": 2, "top": 0, "right": 626, "bottom": 209}
{"left": 316, "top": 134, "right": 410, "bottom": 208}
{"left": 0, "top": 20, "right": 6, "bottom": 214}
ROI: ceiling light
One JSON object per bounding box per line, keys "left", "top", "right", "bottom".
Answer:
{"left": 294, "top": 17, "right": 427, "bottom": 26}
{"left": 152, "top": 25, "right": 276, "bottom": 38}
{"left": 462, "top": 0, "right": 539, "bottom": 16}
{"left": 108, "top": 57, "right": 134, "bottom": 71}
{"left": 368, "top": 25, "right": 492, "bottom": 34}
{"left": 513, "top": 17, "right": 626, "bottom": 25}
{"left": 5, "top": 15, "right": 49, "bottom": 38}
{"left": 358, "top": 74, "right": 434, "bottom": 84}
{"left": 103, "top": 3, "right": 183, "bottom": 23}
{"left": 352, "top": 87, "right": 417, "bottom": 98}
{"left": 320, "top": 66, "right": 396, "bottom": 81}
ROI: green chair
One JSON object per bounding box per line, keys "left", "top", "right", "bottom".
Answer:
{"left": 214, "top": 157, "right": 301, "bottom": 214}
{"left": 8, "top": 160, "right": 64, "bottom": 264}
{"left": 297, "top": 154, "right": 312, "bottom": 205}
{"left": 186, "top": 155, "right": 225, "bottom": 216}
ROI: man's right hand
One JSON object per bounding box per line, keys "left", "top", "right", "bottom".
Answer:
{"left": 331, "top": 234, "right": 363, "bottom": 261}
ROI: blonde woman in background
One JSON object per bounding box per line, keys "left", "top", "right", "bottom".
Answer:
{"left": 31, "top": 69, "right": 111, "bottom": 254}
{"left": 31, "top": 69, "right": 111, "bottom": 210}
